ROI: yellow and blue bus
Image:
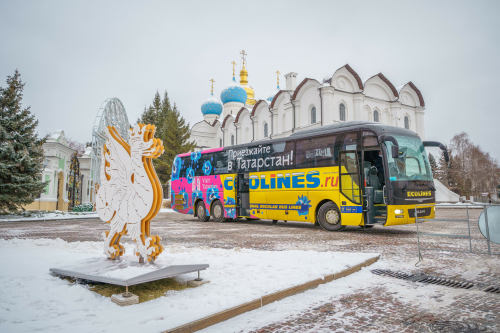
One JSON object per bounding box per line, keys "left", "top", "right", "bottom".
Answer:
{"left": 171, "top": 121, "right": 448, "bottom": 231}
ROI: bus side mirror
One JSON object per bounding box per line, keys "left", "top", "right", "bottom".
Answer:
{"left": 391, "top": 145, "right": 399, "bottom": 159}
{"left": 443, "top": 150, "right": 449, "bottom": 163}
{"left": 423, "top": 141, "right": 449, "bottom": 163}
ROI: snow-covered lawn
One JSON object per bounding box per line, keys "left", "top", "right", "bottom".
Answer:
{"left": 0, "top": 210, "right": 98, "bottom": 223}
{"left": 0, "top": 238, "right": 377, "bottom": 333}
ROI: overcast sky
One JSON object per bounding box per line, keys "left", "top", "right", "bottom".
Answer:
{"left": 1, "top": 0, "right": 499, "bottom": 159}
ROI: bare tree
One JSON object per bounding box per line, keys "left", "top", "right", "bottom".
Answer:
{"left": 448, "top": 132, "right": 500, "bottom": 199}
{"left": 66, "top": 137, "right": 85, "bottom": 157}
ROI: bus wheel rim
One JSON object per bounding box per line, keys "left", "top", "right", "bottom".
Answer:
{"left": 199, "top": 206, "right": 205, "bottom": 217}
{"left": 325, "top": 209, "right": 340, "bottom": 225}
{"left": 214, "top": 205, "right": 222, "bottom": 218}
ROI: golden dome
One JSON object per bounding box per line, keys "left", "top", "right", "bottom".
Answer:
{"left": 239, "top": 64, "right": 256, "bottom": 105}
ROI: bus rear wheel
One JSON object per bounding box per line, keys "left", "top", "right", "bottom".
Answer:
{"left": 317, "top": 202, "right": 345, "bottom": 232}
{"left": 196, "top": 201, "right": 209, "bottom": 222}
{"left": 211, "top": 200, "right": 227, "bottom": 223}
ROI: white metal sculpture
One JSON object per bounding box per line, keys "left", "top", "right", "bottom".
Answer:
{"left": 96, "top": 123, "right": 165, "bottom": 262}
{"left": 90, "top": 98, "right": 130, "bottom": 204}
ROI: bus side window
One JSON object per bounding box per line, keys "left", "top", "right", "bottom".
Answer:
{"left": 362, "top": 131, "right": 378, "bottom": 147}
{"left": 214, "top": 151, "right": 229, "bottom": 174}
{"left": 180, "top": 156, "right": 190, "bottom": 178}
{"left": 194, "top": 153, "right": 214, "bottom": 176}
{"left": 296, "top": 135, "right": 337, "bottom": 168}
{"left": 342, "top": 132, "right": 358, "bottom": 151}
{"left": 263, "top": 141, "right": 294, "bottom": 171}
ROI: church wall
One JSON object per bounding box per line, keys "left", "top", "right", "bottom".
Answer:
{"left": 239, "top": 112, "right": 252, "bottom": 144}
{"left": 296, "top": 85, "right": 321, "bottom": 128}
{"left": 330, "top": 91, "right": 355, "bottom": 123}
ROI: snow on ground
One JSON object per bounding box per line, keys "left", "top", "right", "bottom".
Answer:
{"left": 159, "top": 208, "right": 175, "bottom": 213}
{"left": 0, "top": 211, "right": 98, "bottom": 222}
{"left": 0, "top": 238, "right": 377, "bottom": 333}
{"left": 199, "top": 256, "right": 492, "bottom": 333}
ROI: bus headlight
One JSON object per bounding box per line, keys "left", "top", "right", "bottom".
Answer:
{"left": 394, "top": 209, "right": 404, "bottom": 214}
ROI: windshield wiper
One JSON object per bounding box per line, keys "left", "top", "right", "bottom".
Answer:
{"left": 421, "top": 183, "right": 436, "bottom": 191}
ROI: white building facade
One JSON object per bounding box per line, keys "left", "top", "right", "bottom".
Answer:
{"left": 190, "top": 63, "right": 426, "bottom": 149}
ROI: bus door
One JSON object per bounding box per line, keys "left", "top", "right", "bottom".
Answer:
{"left": 339, "top": 151, "right": 363, "bottom": 225}
{"left": 236, "top": 173, "right": 250, "bottom": 217}
{"left": 361, "top": 147, "right": 387, "bottom": 224}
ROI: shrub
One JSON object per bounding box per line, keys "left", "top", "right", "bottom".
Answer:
{"left": 72, "top": 203, "right": 94, "bottom": 212}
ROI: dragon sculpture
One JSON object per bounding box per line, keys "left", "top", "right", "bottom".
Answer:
{"left": 96, "top": 123, "right": 164, "bottom": 262}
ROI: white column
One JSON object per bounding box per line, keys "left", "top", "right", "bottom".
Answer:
{"left": 321, "top": 87, "right": 335, "bottom": 123}
{"left": 415, "top": 108, "right": 426, "bottom": 140}
{"left": 391, "top": 103, "right": 402, "bottom": 127}
{"left": 353, "top": 94, "right": 364, "bottom": 120}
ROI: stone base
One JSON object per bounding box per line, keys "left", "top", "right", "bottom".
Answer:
{"left": 111, "top": 293, "right": 139, "bottom": 306}
{"left": 187, "top": 280, "right": 210, "bottom": 287}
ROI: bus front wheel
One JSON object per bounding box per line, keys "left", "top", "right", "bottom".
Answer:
{"left": 196, "top": 201, "right": 210, "bottom": 222}
{"left": 211, "top": 200, "right": 227, "bottom": 223}
{"left": 317, "top": 202, "right": 345, "bottom": 232}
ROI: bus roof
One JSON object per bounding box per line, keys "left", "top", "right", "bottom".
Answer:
{"left": 289, "top": 121, "right": 419, "bottom": 139}
{"left": 196, "top": 121, "right": 420, "bottom": 154}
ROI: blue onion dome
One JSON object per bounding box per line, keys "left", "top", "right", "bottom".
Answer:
{"left": 220, "top": 76, "right": 247, "bottom": 104}
{"left": 266, "top": 85, "right": 280, "bottom": 102}
{"left": 201, "top": 93, "right": 223, "bottom": 115}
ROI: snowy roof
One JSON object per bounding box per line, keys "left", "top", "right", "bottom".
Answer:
{"left": 47, "top": 129, "right": 68, "bottom": 146}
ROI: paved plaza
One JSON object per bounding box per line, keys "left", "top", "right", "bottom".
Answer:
{"left": 1, "top": 208, "right": 499, "bottom": 332}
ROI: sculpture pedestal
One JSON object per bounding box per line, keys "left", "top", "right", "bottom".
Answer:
{"left": 111, "top": 293, "right": 139, "bottom": 307}
{"left": 49, "top": 257, "right": 209, "bottom": 286}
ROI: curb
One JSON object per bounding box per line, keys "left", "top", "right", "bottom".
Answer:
{"left": 163, "top": 255, "right": 380, "bottom": 333}
{"left": 0, "top": 216, "right": 99, "bottom": 223}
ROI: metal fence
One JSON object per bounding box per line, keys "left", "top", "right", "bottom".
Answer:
{"left": 415, "top": 203, "right": 500, "bottom": 266}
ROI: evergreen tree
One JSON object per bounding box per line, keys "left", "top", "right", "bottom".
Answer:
{"left": 428, "top": 153, "right": 438, "bottom": 175}
{"left": 137, "top": 91, "right": 194, "bottom": 183}
{"left": 0, "top": 70, "right": 47, "bottom": 212}
{"left": 161, "top": 103, "right": 196, "bottom": 182}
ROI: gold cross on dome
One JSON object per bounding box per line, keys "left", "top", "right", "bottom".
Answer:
{"left": 210, "top": 79, "right": 215, "bottom": 94}
{"left": 231, "top": 61, "right": 236, "bottom": 76}
{"left": 276, "top": 70, "right": 280, "bottom": 86}
{"left": 240, "top": 50, "right": 247, "bottom": 65}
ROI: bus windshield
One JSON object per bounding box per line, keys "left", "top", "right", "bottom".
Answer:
{"left": 384, "top": 135, "right": 433, "bottom": 181}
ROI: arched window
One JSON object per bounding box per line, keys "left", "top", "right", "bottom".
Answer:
{"left": 339, "top": 103, "right": 346, "bottom": 121}
{"left": 231, "top": 134, "right": 235, "bottom": 145}
{"left": 373, "top": 110, "right": 380, "bottom": 122}
{"left": 404, "top": 116, "right": 410, "bottom": 129}
{"left": 219, "top": 138, "right": 222, "bottom": 147}
{"left": 311, "top": 106, "right": 316, "bottom": 124}
{"left": 263, "top": 123, "right": 268, "bottom": 138}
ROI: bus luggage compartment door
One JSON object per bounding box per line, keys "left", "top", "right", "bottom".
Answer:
{"left": 236, "top": 173, "right": 250, "bottom": 217}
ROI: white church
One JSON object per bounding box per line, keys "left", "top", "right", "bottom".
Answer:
{"left": 190, "top": 52, "right": 427, "bottom": 149}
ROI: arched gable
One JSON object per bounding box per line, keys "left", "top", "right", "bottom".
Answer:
{"left": 221, "top": 114, "right": 235, "bottom": 129}
{"left": 363, "top": 73, "right": 399, "bottom": 101}
{"left": 235, "top": 107, "right": 250, "bottom": 123}
{"left": 270, "top": 90, "right": 284, "bottom": 109}
{"left": 292, "top": 78, "right": 320, "bottom": 100}
{"left": 191, "top": 119, "right": 220, "bottom": 134}
{"left": 326, "top": 64, "right": 363, "bottom": 93}
{"left": 251, "top": 100, "right": 269, "bottom": 117}
{"left": 397, "top": 82, "right": 425, "bottom": 107}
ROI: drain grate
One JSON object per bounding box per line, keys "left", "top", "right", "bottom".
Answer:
{"left": 429, "top": 320, "right": 492, "bottom": 332}
{"left": 371, "top": 269, "right": 415, "bottom": 281}
{"left": 415, "top": 276, "right": 474, "bottom": 289}
{"left": 483, "top": 286, "right": 500, "bottom": 294}
{"left": 371, "top": 269, "right": 475, "bottom": 290}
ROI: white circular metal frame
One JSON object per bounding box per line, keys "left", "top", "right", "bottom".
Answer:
{"left": 89, "top": 98, "right": 130, "bottom": 203}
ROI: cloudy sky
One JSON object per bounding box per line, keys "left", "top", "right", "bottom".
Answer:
{"left": 1, "top": 0, "right": 499, "bottom": 159}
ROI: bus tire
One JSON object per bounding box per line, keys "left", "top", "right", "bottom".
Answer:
{"left": 317, "top": 202, "right": 345, "bottom": 232}
{"left": 211, "top": 200, "right": 226, "bottom": 223}
{"left": 272, "top": 220, "right": 278, "bottom": 224}
{"left": 196, "top": 201, "right": 209, "bottom": 222}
